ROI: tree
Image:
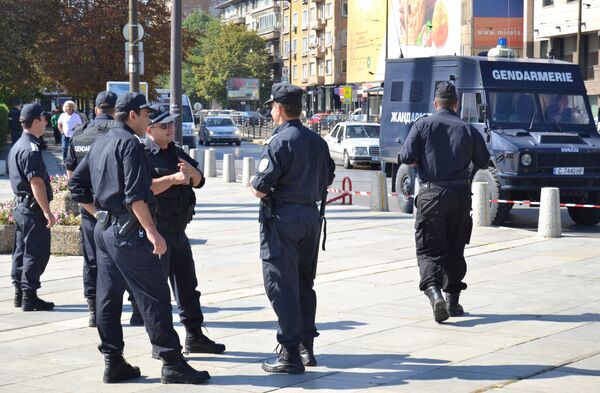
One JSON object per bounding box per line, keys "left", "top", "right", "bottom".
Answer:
{"left": 38, "top": 0, "right": 171, "bottom": 97}
{"left": 187, "top": 21, "right": 272, "bottom": 106}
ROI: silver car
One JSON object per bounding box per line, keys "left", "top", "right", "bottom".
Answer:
{"left": 199, "top": 116, "right": 242, "bottom": 146}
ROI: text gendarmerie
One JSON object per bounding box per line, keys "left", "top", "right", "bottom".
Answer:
{"left": 492, "top": 69, "right": 574, "bottom": 83}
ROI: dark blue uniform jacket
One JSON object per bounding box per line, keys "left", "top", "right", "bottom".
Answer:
{"left": 8, "top": 132, "right": 53, "bottom": 201}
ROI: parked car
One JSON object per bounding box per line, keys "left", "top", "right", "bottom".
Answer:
{"left": 239, "top": 111, "right": 262, "bottom": 126}
{"left": 323, "top": 122, "right": 380, "bottom": 169}
{"left": 309, "top": 112, "right": 329, "bottom": 126}
{"left": 320, "top": 113, "right": 345, "bottom": 130}
{"left": 199, "top": 116, "right": 241, "bottom": 146}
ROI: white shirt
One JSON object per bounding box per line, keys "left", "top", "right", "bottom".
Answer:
{"left": 58, "top": 112, "right": 82, "bottom": 138}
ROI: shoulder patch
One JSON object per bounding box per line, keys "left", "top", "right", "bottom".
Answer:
{"left": 258, "top": 158, "right": 270, "bottom": 173}
{"left": 30, "top": 142, "right": 39, "bottom": 152}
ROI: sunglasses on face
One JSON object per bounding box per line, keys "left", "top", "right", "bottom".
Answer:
{"left": 152, "top": 121, "right": 174, "bottom": 130}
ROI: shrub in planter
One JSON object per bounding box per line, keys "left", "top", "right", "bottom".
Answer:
{"left": 0, "top": 200, "right": 16, "bottom": 253}
{"left": 50, "top": 175, "right": 79, "bottom": 217}
{"left": 51, "top": 210, "right": 82, "bottom": 256}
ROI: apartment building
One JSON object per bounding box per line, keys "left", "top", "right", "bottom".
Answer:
{"left": 183, "top": 0, "right": 221, "bottom": 17}
{"left": 526, "top": 0, "right": 600, "bottom": 116}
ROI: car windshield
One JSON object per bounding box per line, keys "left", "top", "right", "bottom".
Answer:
{"left": 487, "top": 91, "right": 591, "bottom": 126}
{"left": 182, "top": 106, "right": 193, "bottom": 122}
{"left": 205, "top": 118, "right": 235, "bottom": 127}
{"left": 346, "top": 125, "right": 380, "bottom": 138}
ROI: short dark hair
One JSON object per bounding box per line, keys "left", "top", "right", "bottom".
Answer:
{"left": 115, "top": 109, "right": 140, "bottom": 122}
{"left": 100, "top": 107, "right": 115, "bottom": 115}
{"left": 435, "top": 97, "right": 457, "bottom": 109}
{"left": 21, "top": 116, "right": 41, "bottom": 129}
{"left": 279, "top": 102, "right": 302, "bottom": 118}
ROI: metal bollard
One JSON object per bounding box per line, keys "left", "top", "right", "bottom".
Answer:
{"left": 191, "top": 148, "right": 205, "bottom": 173}
{"left": 223, "top": 154, "right": 235, "bottom": 183}
{"left": 0, "top": 160, "right": 6, "bottom": 176}
{"left": 472, "top": 182, "right": 491, "bottom": 227}
{"left": 242, "top": 157, "right": 255, "bottom": 187}
{"left": 370, "top": 171, "right": 389, "bottom": 212}
{"left": 538, "top": 187, "right": 561, "bottom": 238}
{"left": 204, "top": 149, "right": 216, "bottom": 177}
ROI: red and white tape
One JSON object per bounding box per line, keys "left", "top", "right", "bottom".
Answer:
{"left": 327, "top": 187, "right": 403, "bottom": 197}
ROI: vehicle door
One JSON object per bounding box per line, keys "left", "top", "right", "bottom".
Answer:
{"left": 328, "top": 124, "right": 343, "bottom": 160}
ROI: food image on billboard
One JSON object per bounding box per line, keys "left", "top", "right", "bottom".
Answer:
{"left": 227, "top": 78, "right": 260, "bottom": 101}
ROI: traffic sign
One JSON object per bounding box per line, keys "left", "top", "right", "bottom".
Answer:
{"left": 122, "top": 23, "right": 145, "bottom": 42}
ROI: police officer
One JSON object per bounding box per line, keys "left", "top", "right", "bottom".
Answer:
{"left": 64, "top": 91, "right": 118, "bottom": 327}
{"left": 137, "top": 105, "right": 225, "bottom": 354}
{"left": 8, "top": 99, "right": 23, "bottom": 145}
{"left": 399, "top": 82, "right": 490, "bottom": 323}
{"left": 68, "top": 93, "right": 210, "bottom": 384}
{"left": 8, "top": 103, "right": 56, "bottom": 311}
{"left": 250, "top": 83, "right": 335, "bottom": 374}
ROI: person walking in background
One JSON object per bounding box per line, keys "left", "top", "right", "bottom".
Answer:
{"left": 50, "top": 108, "right": 62, "bottom": 144}
{"left": 8, "top": 99, "right": 23, "bottom": 145}
{"left": 57, "top": 100, "right": 82, "bottom": 162}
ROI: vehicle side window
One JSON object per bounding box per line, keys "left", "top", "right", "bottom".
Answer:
{"left": 391, "top": 81, "right": 404, "bottom": 102}
{"left": 330, "top": 125, "right": 340, "bottom": 139}
{"left": 460, "top": 92, "right": 483, "bottom": 123}
{"left": 410, "top": 81, "right": 424, "bottom": 102}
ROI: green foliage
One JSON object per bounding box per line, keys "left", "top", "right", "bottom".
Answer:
{"left": 0, "top": 103, "right": 8, "bottom": 146}
{"left": 0, "top": 200, "right": 16, "bottom": 225}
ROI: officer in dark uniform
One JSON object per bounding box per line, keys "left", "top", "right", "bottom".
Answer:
{"left": 68, "top": 93, "right": 210, "bottom": 385}
{"left": 250, "top": 83, "right": 335, "bottom": 374}
{"left": 136, "top": 105, "right": 225, "bottom": 354}
{"left": 8, "top": 103, "right": 56, "bottom": 311}
{"left": 8, "top": 99, "right": 23, "bottom": 145}
{"left": 399, "top": 82, "right": 490, "bottom": 323}
{"left": 64, "top": 91, "right": 118, "bottom": 327}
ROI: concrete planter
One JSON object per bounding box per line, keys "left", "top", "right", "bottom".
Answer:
{"left": 50, "top": 191, "right": 80, "bottom": 217}
{"left": 0, "top": 224, "right": 15, "bottom": 254}
{"left": 51, "top": 225, "right": 81, "bottom": 256}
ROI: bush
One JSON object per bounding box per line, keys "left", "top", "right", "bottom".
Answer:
{"left": 0, "top": 103, "right": 8, "bottom": 147}
{"left": 0, "top": 200, "right": 16, "bottom": 225}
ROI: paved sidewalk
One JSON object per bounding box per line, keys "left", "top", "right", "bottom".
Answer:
{"left": 1, "top": 154, "right": 600, "bottom": 392}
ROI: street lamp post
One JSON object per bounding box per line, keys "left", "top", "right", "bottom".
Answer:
{"left": 277, "top": 0, "right": 292, "bottom": 83}
{"left": 128, "top": 0, "right": 140, "bottom": 92}
{"left": 171, "top": 0, "right": 183, "bottom": 145}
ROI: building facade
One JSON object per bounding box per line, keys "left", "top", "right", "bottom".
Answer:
{"left": 183, "top": 0, "right": 221, "bottom": 17}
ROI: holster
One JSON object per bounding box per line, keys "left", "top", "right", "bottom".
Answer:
{"left": 259, "top": 197, "right": 274, "bottom": 222}
{"left": 96, "top": 210, "right": 110, "bottom": 231}
{"left": 17, "top": 195, "right": 41, "bottom": 211}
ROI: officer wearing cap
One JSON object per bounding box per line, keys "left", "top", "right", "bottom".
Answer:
{"left": 8, "top": 103, "right": 56, "bottom": 312}
{"left": 400, "top": 81, "right": 489, "bottom": 323}
{"left": 64, "top": 91, "right": 118, "bottom": 327}
{"left": 250, "top": 83, "right": 335, "bottom": 374}
{"left": 68, "top": 93, "right": 210, "bottom": 385}
{"left": 129, "top": 105, "right": 225, "bottom": 355}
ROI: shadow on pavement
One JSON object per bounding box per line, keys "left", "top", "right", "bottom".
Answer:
{"left": 204, "top": 320, "right": 367, "bottom": 331}
{"left": 448, "top": 312, "right": 600, "bottom": 327}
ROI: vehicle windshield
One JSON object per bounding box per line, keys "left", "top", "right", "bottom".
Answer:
{"left": 205, "top": 118, "right": 235, "bottom": 127}
{"left": 487, "top": 92, "right": 591, "bottom": 126}
{"left": 346, "top": 125, "right": 380, "bottom": 138}
{"left": 182, "top": 106, "right": 193, "bottom": 123}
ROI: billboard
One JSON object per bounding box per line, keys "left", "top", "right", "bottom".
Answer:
{"left": 226, "top": 78, "right": 260, "bottom": 101}
{"left": 473, "top": 0, "right": 523, "bottom": 50}
{"left": 106, "top": 81, "right": 149, "bottom": 100}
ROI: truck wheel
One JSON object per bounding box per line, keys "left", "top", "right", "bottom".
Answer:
{"left": 567, "top": 207, "right": 600, "bottom": 225}
{"left": 472, "top": 166, "right": 512, "bottom": 225}
{"left": 395, "top": 163, "right": 416, "bottom": 214}
{"left": 343, "top": 150, "right": 353, "bottom": 169}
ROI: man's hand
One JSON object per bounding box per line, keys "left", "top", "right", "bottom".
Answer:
{"left": 178, "top": 159, "right": 194, "bottom": 178}
{"left": 249, "top": 176, "right": 267, "bottom": 198}
{"left": 44, "top": 211, "right": 56, "bottom": 229}
{"left": 171, "top": 171, "right": 190, "bottom": 185}
{"left": 146, "top": 229, "right": 167, "bottom": 256}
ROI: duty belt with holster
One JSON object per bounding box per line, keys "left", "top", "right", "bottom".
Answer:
{"left": 96, "top": 208, "right": 140, "bottom": 238}
{"left": 16, "top": 194, "right": 41, "bottom": 211}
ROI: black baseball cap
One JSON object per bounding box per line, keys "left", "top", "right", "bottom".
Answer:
{"left": 95, "top": 91, "right": 117, "bottom": 109}
{"left": 435, "top": 82, "right": 457, "bottom": 101}
{"left": 263, "top": 83, "right": 303, "bottom": 106}
{"left": 115, "top": 92, "right": 153, "bottom": 113}
{"left": 148, "top": 105, "right": 179, "bottom": 126}
{"left": 19, "top": 103, "right": 49, "bottom": 122}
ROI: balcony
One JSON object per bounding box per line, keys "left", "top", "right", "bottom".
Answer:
{"left": 310, "top": 46, "right": 326, "bottom": 58}
{"left": 226, "top": 15, "right": 246, "bottom": 25}
{"left": 257, "top": 26, "right": 281, "bottom": 41}
{"left": 309, "top": 75, "right": 325, "bottom": 85}
{"left": 310, "top": 18, "right": 326, "bottom": 30}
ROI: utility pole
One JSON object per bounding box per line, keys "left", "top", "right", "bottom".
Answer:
{"left": 128, "top": 0, "right": 140, "bottom": 92}
{"left": 171, "top": 0, "right": 183, "bottom": 144}
{"left": 385, "top": 0, "right": 388, "bottom": 59}
{"left": 575, "top": 0, "right": 582, "bottom": 65}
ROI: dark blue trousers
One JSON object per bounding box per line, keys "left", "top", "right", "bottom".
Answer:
{"left": 160, "top": 231, "right": 204, "bottom": 329}
{"left": 80, "top": 210, "right": 97, "bottom": 299}
{"left": 260, "top": 203, "right": 320, "bottom": 348}
{"left": 94, "top": 221, "right": 181, "bottom": 357}
{"left": 11, "top": 204, "right": 51, "bottom": 291}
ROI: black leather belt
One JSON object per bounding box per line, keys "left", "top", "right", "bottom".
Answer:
{"left": 422, "top": 179, "right": 469, "bottom": 188}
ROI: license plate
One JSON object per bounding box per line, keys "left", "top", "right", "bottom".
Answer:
{"left": 372, "top": 156, "right": 380, "bottom": 161}
{"left": 553, "top": 167, "right": 584, "bottom": 175}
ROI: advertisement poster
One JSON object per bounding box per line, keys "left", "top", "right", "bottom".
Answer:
{"left": 226, "top": 78, "right": 260, "bottom": 101}
{"left": 473, "top": 0, "right": 523, "bottom": 50}
{"left": 389, "top": 0, "right": 462, "bottom": 58}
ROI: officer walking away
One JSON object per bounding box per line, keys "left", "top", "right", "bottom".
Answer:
{"left": 399, "top": 82, "right": 489, "bottom": 323}
{"left": 68, "top": 93, "right": 210, "bottom": 385}
{"left": 250, "top": 83, "right": 335, "bottom": 374}
{"left": 8, "top": 99, "right": 23, "bottom": 144}
{"left": 64, "top": 91, "right": 118, "bottom": 327}
{"left": 138, "top": 105, "right": 225, "bottom": 354}
{"left": 8, "top": 103, "right": 56, "bottom": 311}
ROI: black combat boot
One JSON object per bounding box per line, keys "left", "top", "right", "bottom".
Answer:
{"left": 161, "top": 353, "right": 211, "bottom": 384}
{"left": 446, "top": 292, "right": 464, "bottom": 317}
{"left": 299, "top": 340, "right": 317, "bottom": 366}
{"left": 424, "top": 285, "right": 449, "bottom": 323}
{"left": 129, "top": 298, "right": 144, "bottom": 326}
{"left": 184, "top": 326, "right": 226, "bottom": 354}
{"left": 87, "top": 297, "right": 97, "bottom": 327}
{"left": 103, "top": 352, "right": 141, "bottom": 383}
{"left": 22, "top": 290, "right": 54, "bottom": 311}
{"left": 262, "top": 345, "right": 305, "bottom": 374}
{"left": 14, "top": 287, "right": 23, "bottom": 308}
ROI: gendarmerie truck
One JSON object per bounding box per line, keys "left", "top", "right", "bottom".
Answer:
{"left": 380, "top": 56, "right": 600, "bottom": 225}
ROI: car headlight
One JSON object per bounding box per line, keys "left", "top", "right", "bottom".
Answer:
{"left": 208, "top": 130, "right": 215, "bottom": 136}
{"left": 520, "top": 153, "right": 532, "bottom": 166}
{"left": 352, "top": 146, "right": 368, "bottom": 155}
{"left": 234, "top": 129, "right": 241, "bottom": 135}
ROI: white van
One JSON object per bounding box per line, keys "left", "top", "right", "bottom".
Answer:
{"left": 155, "top": 89, "right": 197, "bottom": 147}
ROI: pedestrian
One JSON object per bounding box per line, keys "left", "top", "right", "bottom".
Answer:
{"left": 134, "top": 105, "right": 225, "bottom": 355}
{"left": 68, "top": 93, "right": 210, "bottom": 385}
{"left": 8, "top": 103, "right": 56, "bottom": 312}
{"left": 57, "top": 100, "right": 82, "bottom": 162}
{"left": 50, "top": 108, "right": 62, "bottom": 144}
{"left": 250, "top": 83, "right": 335, "bottom": 374}
{"left": 64, "top": 91, "right": 118, "bottom": 328}
{"left": 399, "top": 82, "right": 490, "bottom": 323}
{"left": 8, "top": 99, "right": 23, "bottom": 144}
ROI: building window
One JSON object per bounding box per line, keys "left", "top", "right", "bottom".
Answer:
{"left": 391, "top": 81, "right": 403, "bottom": 102}
{"left": 341, "top": 59, "right": 347, "bottom": 73}
{"left": 318, "top": 60, "right": 324, "bottom": 76}
{"left": 283, "top": 14, "right": 289, "bottom": 33}
{"left": 284, "top": 41, "right": 290, "bottom": 55}
{"left": 310, "top": 62, "right": 316, "bottom": 76}
{"left": 293, "top": 13, "right": 298, "bottom": 28}
{"left": 292, "top": 39, "right": 298, "bottom": 53}
{"left": 302, "top": 64, "right": 308, "bottom": 81}
{"left": 341, "top": 30, "right": 347, "bottom": 46}
{"left": 310, "top": 7, "right": 316, "bottom": 21}
{"left": 542, "top": 0, "right": 553, "bottom": 6}
{"left": 325, "top": 60, "right": 332, "bottom": 75}
{"left": 342, "top": 1, "right": 348, "bottom": 17}
{"left": 302, "top": 10, "right": 308, "bottom": 30}
{"left": 540, "top": 40, "right": 549, "bottom": 59}
{"left": 325, "top": 31, "right": 332, "bottom": 47}
{"left": 302, "top": 37, "right": 308, "bottom": 55}
{"left": 325, "top": 3, "right": 332, "bottom": 19}
{"left": 409, "top": 81, "right": 424, "bottom": 102}
{"left": 293, "top": 65, "right": 298, "bottom": 79}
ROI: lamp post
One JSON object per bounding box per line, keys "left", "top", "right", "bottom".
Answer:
{"left": 128, "top": 0, "right": 140, "bottom": 92}
{"left": 278, "top": 0, "right": 292, "bottom": 83}
{"left": 171, "top": 0, "right": 183, "bottom": 144}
